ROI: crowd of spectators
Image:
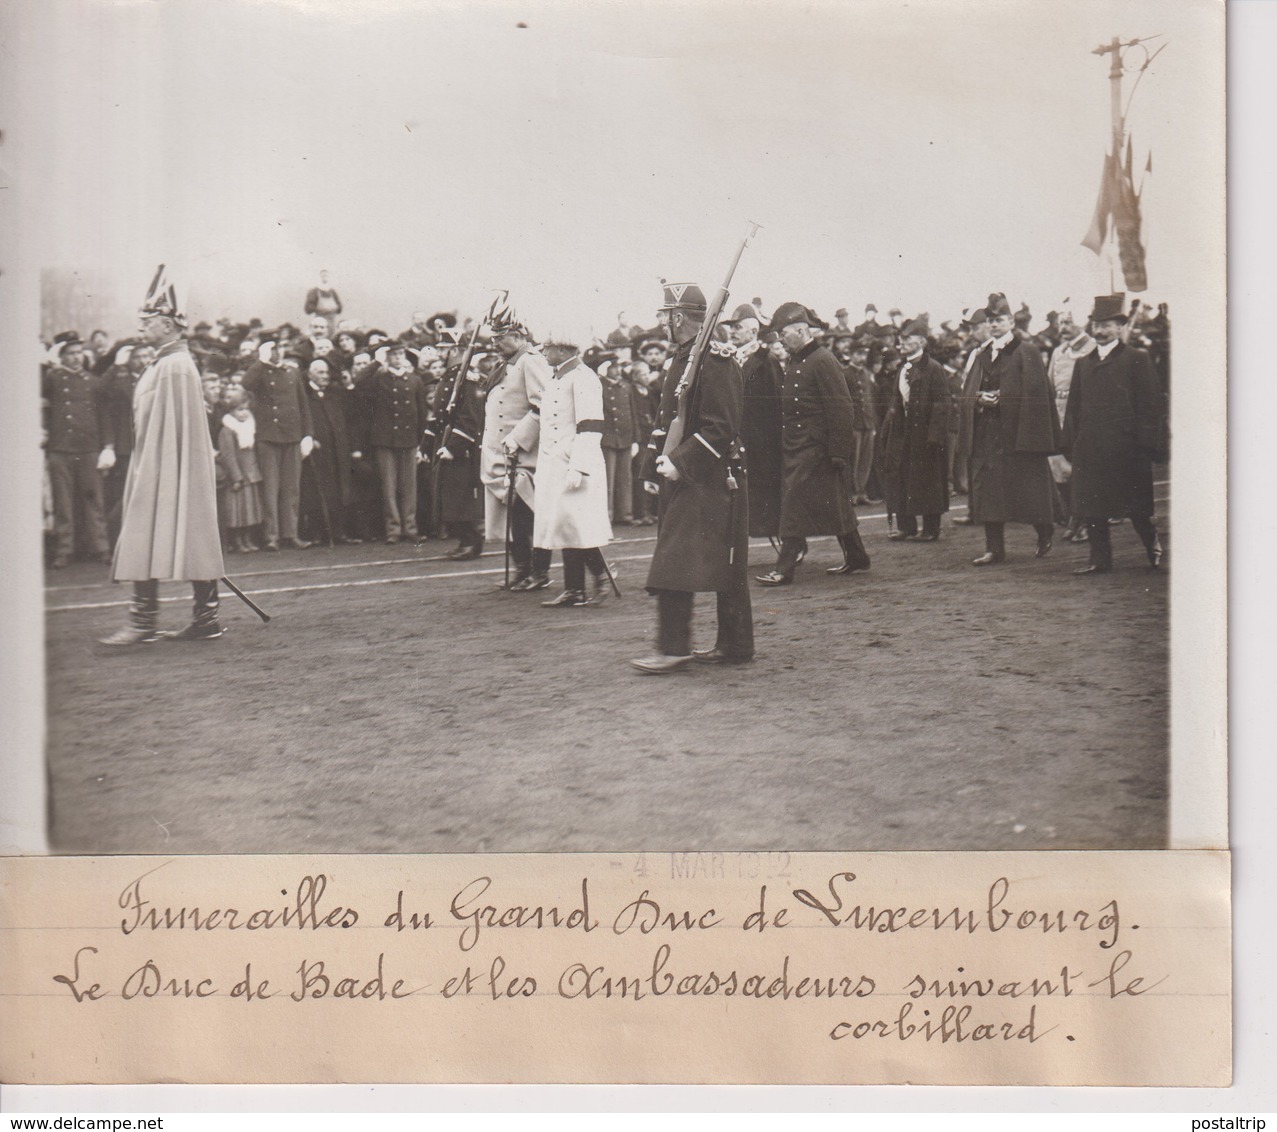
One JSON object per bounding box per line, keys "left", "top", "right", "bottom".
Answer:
{"left": 38, "top": 290, "right": 1170, "bottom": 568}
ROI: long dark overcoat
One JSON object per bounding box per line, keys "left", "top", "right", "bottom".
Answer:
{"left": 879, "top": 351, "right": 952, "bottom": 517}
{"left": 433, "top": 373, "right": 486, "bottom": 525}
{"left": 965, "top": 336, "right": 1060, "bottom": 524}
{"left": 646, "top": 340, "right": 749, "bottom": 594}
{"left": 305, "top": 382, "right": 354, "bottom": 507}
{"left": 778, "top": 340, "right": 859, "bottom": 537}
{"left": 739, "top": 344, "right": 784, "bottom": 538}
{"left": 1062, "top": 341, "right": 1166, "bottom": 520}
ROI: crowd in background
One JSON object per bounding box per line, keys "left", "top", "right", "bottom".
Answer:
{"left": 38, "top": 285, "right": 1171, "bottom": 569}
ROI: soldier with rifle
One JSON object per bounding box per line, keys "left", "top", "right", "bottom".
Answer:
{"left": 431, "top": 348, "right": 492, "bottom": 560}
{"left": 631, "top": 233, "right": 757, "bottom": 674}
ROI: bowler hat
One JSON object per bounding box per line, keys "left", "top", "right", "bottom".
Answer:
{"left": 1088, "top": 294, "right": 1128, "bottom": 323}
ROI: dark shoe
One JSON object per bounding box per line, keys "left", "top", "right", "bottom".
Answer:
{"left": 338, "top": 536, "right": 363, "bottom": 545}
{"left": 264, "top": 541, "right": 280, "bottom": 552}
{"left": 914, "top": 533, "right": 940, "bottom": 542}
{"left": 755, "top": 571, "right": 792, "bottom": 586}
{"left": 630, "top": 654, "right": 694, "bottom": 674}
{"left": 1036, "top": 535, "right": 1053, "bottom": 558}
{"left": 100, "top": 581, "right": 160, "bottom": 645}
{"left": 446, "top": 544, "right": 475, "bottom": 560}
{"left": 888, "top": 531, "right": 916, "bottom": 541}
{"left": 509, "top": 573, "right": 550, "bottom": 592}
{"left": 588, "top": 563, "right": 618, "bottom": 605}
{"left": 952, "top": 516, "right": 974, "bottom": 526}
{"left": 1069, "top": 527, "right": 1089, "bottom": 543}
{"left": 972, "top": 551, "right": 1005, "bottom": 566}
{"left": 541, "top": 589, "right": 587, "bottom": 607}
{"left": 94, "top": 551, "right": 114, "bottom": 565}
{"left": 693, "top": 647, "right": 753, "bottom": 665}
{"left": 164, "top": 580, "right": 224, "bottom": 640}
{"left": 385, "top": 535, "right": 400, "bottom": 545}
{"left": 1073, "top": 564, "right": 1112, "bottom": 575}
{"left": 1147, "top": 536, "right": 1164, "bottom": 568}
{"left": 826, "top": 561, "right": 870, "bottom": 575}
{"left": 283, "top": 538, "right": 311, "bottom": 550}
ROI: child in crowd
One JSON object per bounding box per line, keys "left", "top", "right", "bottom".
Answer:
{"left": 217, "top": 389, "right": 265, "bottom": 552}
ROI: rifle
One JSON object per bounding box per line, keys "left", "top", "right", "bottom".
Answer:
{"left": 662, "top": 221, "right": 761, "bottom": 458}
{"left": 434, "top": 291, "right": 507, "bottom": 458}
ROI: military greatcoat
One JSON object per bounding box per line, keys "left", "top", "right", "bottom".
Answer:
{"left": 738, "top": 341, "right": 785, "bottom": 538}
{"left": 645, "top": 339, "right": 749, "bottom": 594}
{"left": 111, "top": 340, "right": 226, "bottom": 581}
{"left": 777, "top": 339, "right": 859, "bottom": 537}
{"left": 480, "top": 344, "right": 550, "bottom": 541}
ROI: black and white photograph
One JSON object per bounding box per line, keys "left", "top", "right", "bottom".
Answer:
{"left": 3, "top": 0, "right": 1225, "bottom": 861}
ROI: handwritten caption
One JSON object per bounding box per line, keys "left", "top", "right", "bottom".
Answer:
{"left": 47, "top": 862, "right": 1168, "bottom": 1047}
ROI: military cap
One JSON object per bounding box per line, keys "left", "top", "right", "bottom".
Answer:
{"left": 721, "top": 302, "right": 764, "bottom": 326}
{"left": 985, "top": 293, "right": 1013, "bottom": 318}
{"left": 138, "top": 264, "right": 187, "bottom": 328}
{"left": 770, "top": 301, "right": 825, "bottom": 331}
{"left": 899, "top": 315, "right": 930, "bottom": 339}
{"left": 657, "top": 280, "right": 708, "bottom": 313}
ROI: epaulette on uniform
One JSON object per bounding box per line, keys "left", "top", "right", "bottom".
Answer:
{"left": 709, "top": 340, "right": 736, "bottom": 358}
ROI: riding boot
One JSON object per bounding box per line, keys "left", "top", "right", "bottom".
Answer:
{"left": 99, "top": 580, "right": 161, "bottom": 646}
{"left": 166, "top": 580, "right": 225, "bottom": 641}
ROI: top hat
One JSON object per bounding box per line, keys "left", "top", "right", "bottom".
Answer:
{"left": 1088, "top": 293, "right": 1128, "bottom": 323}
{"left": 657, "top": 280, "right": 708, "bottom": 313}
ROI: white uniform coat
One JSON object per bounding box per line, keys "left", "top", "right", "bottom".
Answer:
{"left": 532, "top": 356, "right": 613, "bottom": 550}
{"left": 480, "top": 344, "right": 550, "bottom": 541}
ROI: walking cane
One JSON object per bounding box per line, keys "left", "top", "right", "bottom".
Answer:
{"left": 220, "top": 575, "right": 271, "bottom": 623}
{"left": 597, "top": 555, "right": 622, "bottom": 599}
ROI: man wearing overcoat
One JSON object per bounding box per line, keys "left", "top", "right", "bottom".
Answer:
{"left": 879, "top": 316, "right": 952, "bottom": 541}
{"left": 964, "top": 292, "right": 1060, "bottom": 565}
{"left": 726, "top": 303, "right": 786, "bottom": 547}
{"left": 101, "top": 267, "right": 226, "bottom": 644}
{"left": 1062, "top": 294, "right": 1167, "bottom": 574}
{"left": 632, "top": 282, "right": 752, "bottom": 673}
{"left": 481, "top": 310, "right": 551, "bottom": 589}
{"left": 755, "top": 302, "right": 870, "bottom": 585}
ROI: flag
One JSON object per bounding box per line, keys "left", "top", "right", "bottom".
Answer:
{"left": 1081, "top": 151, "right": 1117, "bottom": 254}
{"left": 1080, "top": 137, "right": 1148, "bottom": 292}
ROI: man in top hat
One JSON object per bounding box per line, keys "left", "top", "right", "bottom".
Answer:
{"left": 879, "top": 315, "right": 952, "bottom": 541}
{"left": 353, "top": 339, "right": 431, "bottom": 544}
{"left": 755, "top": 302, "right": 870, "bottom": 585}
{"left": 632, "top": 281, "right": 752, "bottom": 673}
{"left": 1062, "top": 294, "right": 1167, "bottom": 574}
{"left": 481, "top": 305, "right": 552, "bottom": 589}
{"left": 101, "top": 267, "right": 227, "bottom": 644}
{"left": 963, "top": 292, "right": 1061, "bottom": 565}
{"left": 42, "top": 335, "right": 113, "bottom": 568}
{"left": 242, "top": 340, "right": 315, "bottom": 551}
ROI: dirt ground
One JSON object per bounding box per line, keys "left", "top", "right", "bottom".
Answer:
{"left": 43, "top": 496, "right": 1168, "bottom": 854}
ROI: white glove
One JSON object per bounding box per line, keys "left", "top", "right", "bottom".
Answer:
{"left": 96, "top": 447, "right": 116, "bottom": 471}
{"left": 564, "top": 469, "right": 585, "bottom": 491}
{"left": 437, "top": 448, "right": 454, "bottom": 461}
{"left": 643, "top": 480, "right": 660, "bottom": 495}
{"left": 630, "top": 442, "right": 640, "bottom": 458}
{"left": 300, "top": 435, "right": 315, "bottom": 458}
{"left": 502, "top": 436, "right": 520, "bottom": 456}
{"left": 656, "top": 454, "right": 680, "bottom": 481}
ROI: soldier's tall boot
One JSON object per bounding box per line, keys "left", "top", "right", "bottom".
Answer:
{"left": 99, "top": 580, "right": 161, "bottom": 646}
{"left": 165, "top": 580, "right": 225, "bottom": 641}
